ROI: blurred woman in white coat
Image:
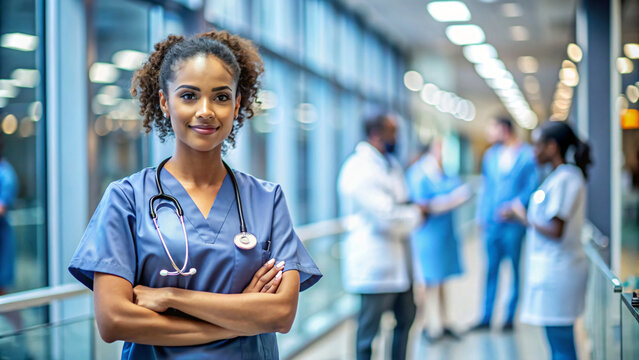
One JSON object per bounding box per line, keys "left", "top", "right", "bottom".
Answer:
{"left": 502, "top": 120, "right": 591, "bottom": 360}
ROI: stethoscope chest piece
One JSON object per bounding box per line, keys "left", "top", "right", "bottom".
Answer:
{"left": 234, "top": 232, "right": 257, "bottom": 250}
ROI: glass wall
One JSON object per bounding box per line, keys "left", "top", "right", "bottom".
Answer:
{"left": 619, "top": 0, "right": 639, "bottom": 288}
{"left": 0, "top": 0, "right": 47, "bottom": 295}
{"left": 87, "top": 0, "right": 151, "bottom": 209}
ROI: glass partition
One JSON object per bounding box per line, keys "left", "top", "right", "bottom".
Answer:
{"left": 0, "top": 6, "right": 48, "bottom": 349}
{"left": 87, "top": 0, "right": 150, "bottom": 209}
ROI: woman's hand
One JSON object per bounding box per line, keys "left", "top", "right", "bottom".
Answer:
{"left": 133, "top": 285, "right": 172, "bottom": 313}
{"left": 243, "top": 258, "right": 285, "bottom": 294}
{"left": 499, "top": 199, "right": 528, "bottom": 224}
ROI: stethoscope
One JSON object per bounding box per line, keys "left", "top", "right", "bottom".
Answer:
{"left": 149, "top": 157, "right": 257, "bottom": 277}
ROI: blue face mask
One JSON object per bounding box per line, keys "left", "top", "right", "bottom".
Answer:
{"left": 384, "top": 142, "right": 396, "bottom": 154}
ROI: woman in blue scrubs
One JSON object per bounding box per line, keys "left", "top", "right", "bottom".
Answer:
{"left": 407, "top": 139, "right": 471, "bottom": 340}
{"left": 69, "top": 31, "right": 321, "bottom": 359}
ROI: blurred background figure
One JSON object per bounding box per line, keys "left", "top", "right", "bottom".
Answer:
{"left": 338, "top": 113, "right": 426, "bottom": 360}
{"left": 407, "top": 138, "right": 472, "bottom": 341}
{"left": 502, "top": 120, "right": 592, "bottom": 360}
{"left": 0, "top": 133, "right": 20, "bottom": 329}
{"left": 474, "top": 117, "right": 538, "bottom": 331}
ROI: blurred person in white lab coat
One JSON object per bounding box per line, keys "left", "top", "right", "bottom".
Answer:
{"left": 501, "top": 120, "right": 591, "bottom": 360}
{"left": 406, "top": 139, "right": 472, "bottom": 341}
{"left": 338, "top": 113, "right": 427, "bottom": 360}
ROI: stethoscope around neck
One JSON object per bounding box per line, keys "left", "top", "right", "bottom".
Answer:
{"left": 149, "top": 157, "right": 257, "bottom": 277}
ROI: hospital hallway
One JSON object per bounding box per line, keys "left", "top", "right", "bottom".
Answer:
{"left": 1, "top": 0, "right": 639, "bottom": 359}
{"left": 290, "top": 229, "right": 589, "bottom": 360}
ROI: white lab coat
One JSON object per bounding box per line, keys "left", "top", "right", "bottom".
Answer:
{"left": 338, "top": 142, "right": 422, "bottom": 294}
{"left": 520, "top": 164, "right": 589, "bottom": 326}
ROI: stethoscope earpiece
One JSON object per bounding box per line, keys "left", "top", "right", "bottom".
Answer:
{"left": 160, "top": 269, "right": 169, "bottom": 277}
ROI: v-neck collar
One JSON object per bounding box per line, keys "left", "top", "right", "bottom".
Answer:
{"left": 159, "top": 168, "right": 236, "bottom": 244}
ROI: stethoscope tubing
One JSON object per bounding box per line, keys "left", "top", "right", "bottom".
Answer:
{"left": 150, "top": 157, "right": 251, "bottom": 276}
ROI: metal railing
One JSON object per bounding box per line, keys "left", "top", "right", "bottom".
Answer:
{"left": 583, "top": 221, "right": 624, "bottom": 360}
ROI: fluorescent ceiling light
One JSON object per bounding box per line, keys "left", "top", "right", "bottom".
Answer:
{"left": 474, "top": 59, "right": 506, "bottom": 79}
{"left": 560, "top": 68, "right": 579, "bottom": 87}
{"left": 489, "top": 77, "right": 516, "bottom": 90}
{"left": 624, "top": 43, "right": 639, "bottom": 59}
{"left": 1, "top": 33, "right": 38, "bottom": 51}
{"left": 112, "top": 50, "right": 147, "bottom": 71}
{"left": 420, "top": 83, "right": 440, "bottom": 105}
{"left": 463, "top": 44, "right": 497, "bottom": 63}
{"left": 567, "top": 43, "right": 583, "bottom": 62}
{"left": 0, "top": 80, "right": 18, "bottom": 98}
{"left": 501, "top": 3, "right": 523, "bottom": 17}
{"left": 89, "top": 62, "right": 120, "bottom": 84}
{"left": 517, "top": 56, "right": 538, "bottom": 74}
{"left": 427, "top": 1, "right": 471, "bottom": 22}
{"left": 510, "top": 26, "right": 529, "bottom": 41}
{"left": 627, "top": 85, "right": 639, "bottom": 103}
{"left": 445, "top": 25, "right": 485, "bottom": 45}
{"left": 562, "top": 60, "right": 576, "bottom": 69}
{"left": 616, "top": 57, "right": 633, "bottom": 74}
{"left": 403, "top": 71, "right": 424, "bottom": 91}
{"left": 11, "top": 69, "right": 40, "bottom": 88}
{"left": 523, "top": 75, "right": 540, "bottom": 94}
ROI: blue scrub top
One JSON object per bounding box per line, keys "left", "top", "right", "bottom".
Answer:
{"left": 407, "top": 157, "right": 463, "bottom": 284}
{"left": 69, "top": 167, "right": 322, "bottom": 359}
{"left": 0, "top": 159, "right": 17, "bottom": 289}
{"left": 476, "top": 143, "right": 538, "bottom": 229}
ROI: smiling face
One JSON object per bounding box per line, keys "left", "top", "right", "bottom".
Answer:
{"left": 159, "top": 54, "right": 241, "bottom": 155}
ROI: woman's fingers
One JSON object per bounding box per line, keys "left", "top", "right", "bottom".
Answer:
{"left": 257, "top": 261, "right": 285, "bottom": 292}
{"left": 262, "top": 270, "right": 283, "bottom": 293}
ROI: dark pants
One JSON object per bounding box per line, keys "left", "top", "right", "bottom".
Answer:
{"left": 545, "top": 325, "right": 577, "bottom": 360}
{"left": 356, "top": 288, "right": 416, "bottom": 360}
{"left": 481, "top": 224, "right": 525, "bottom": 325}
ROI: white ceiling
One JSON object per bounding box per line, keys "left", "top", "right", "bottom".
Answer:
{"left": 338, "top": 0, "right": 578, "bottom": 133}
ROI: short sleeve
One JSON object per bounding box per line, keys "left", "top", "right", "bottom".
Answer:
{"left": 543, "top": 174, "right": 581, "bottom": 222}
{"left": 270, "top": 186, "right": 322, "bottom": 292}
{"left": 68, "top": 183, "right": 137, "bottom": 290}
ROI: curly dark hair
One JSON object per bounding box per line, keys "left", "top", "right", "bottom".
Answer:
{"left": 130, "top": 30, "right": 263, "bottom": 151}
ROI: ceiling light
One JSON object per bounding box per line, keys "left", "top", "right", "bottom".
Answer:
{"left": 560, "top": 68, "right": 579, "bottom": 87}
{"left": 11, "top": 69, "right": 40, "bottom": 88}
{"left": 624, "top": 44, "right": 639, "bottom": 59}
{"left": 403, "top": 71, "right": 424, "bottom": 91}
{"left": 509, "top": 26, "right": 529, "bottom": 41}
{"left": 0, "top": 80, "right": 18, "bottom": 98}
{"left": 89, "top": 62, "right": 120, "bottom": 84}
{"left": 489, "top": 77, "right": 515, "bottom": 90}
{"left": 445, "top": 25, "right": 485, "bottom": 45}
{"left": 112, "top": 50, "right": 147, "bottom": 71}
{"left": 567, "top": 43, "right": 583, "bottom": 62}
{"left": 463, "top": 44, "right": 497, "bottom": 63}
{"left": 420, "top": 83, "right": 440, "bottom": 105}
{"left": 517, "top": 56, "right": 538, "bottom": 73}
{"left": 2, "top": 114, "right": 18, "bottom": 135}
{"left": 627, "top": 85, "right": 639, "bottom": 103}
{"left": 523, "top": 75, "right": 540, "bottom": 94}
{"left": 474, "top": 59, "right": 506, "bottom": 79}
{"left": 427, "top": 1, "right": 471, "bottom": 22}
{"left": 501, "top": 3, "right": 523, "bottom": 17}
{"left": 1, "top": 33, "right": 38, "bottom": 51}
{"left": 562, "top": 60, "right": 576, "bottom": 69}
{"left": 616, "top": 57, "right": 634, "bottom": 74}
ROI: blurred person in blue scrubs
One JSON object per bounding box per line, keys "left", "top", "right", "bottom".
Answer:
{"left": 69, "top": 31, "right": 321, "bottom": 359}
{"left": 0, "top": 134, "right": 18, "bottom": 297}
{"left": 407, "top": 138, "right": 472, "bottom": 341}
{"left": 473, "top": 117, "right": 538, "bottom": 331}
{"left": 338, "top": 113, "right": 427, "bottom": 360}
{"left": 502, "top": 121, "right": 591, "bottom": 360}
{"left": 0, "top": 133, "right": 20, "bottom": 331}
